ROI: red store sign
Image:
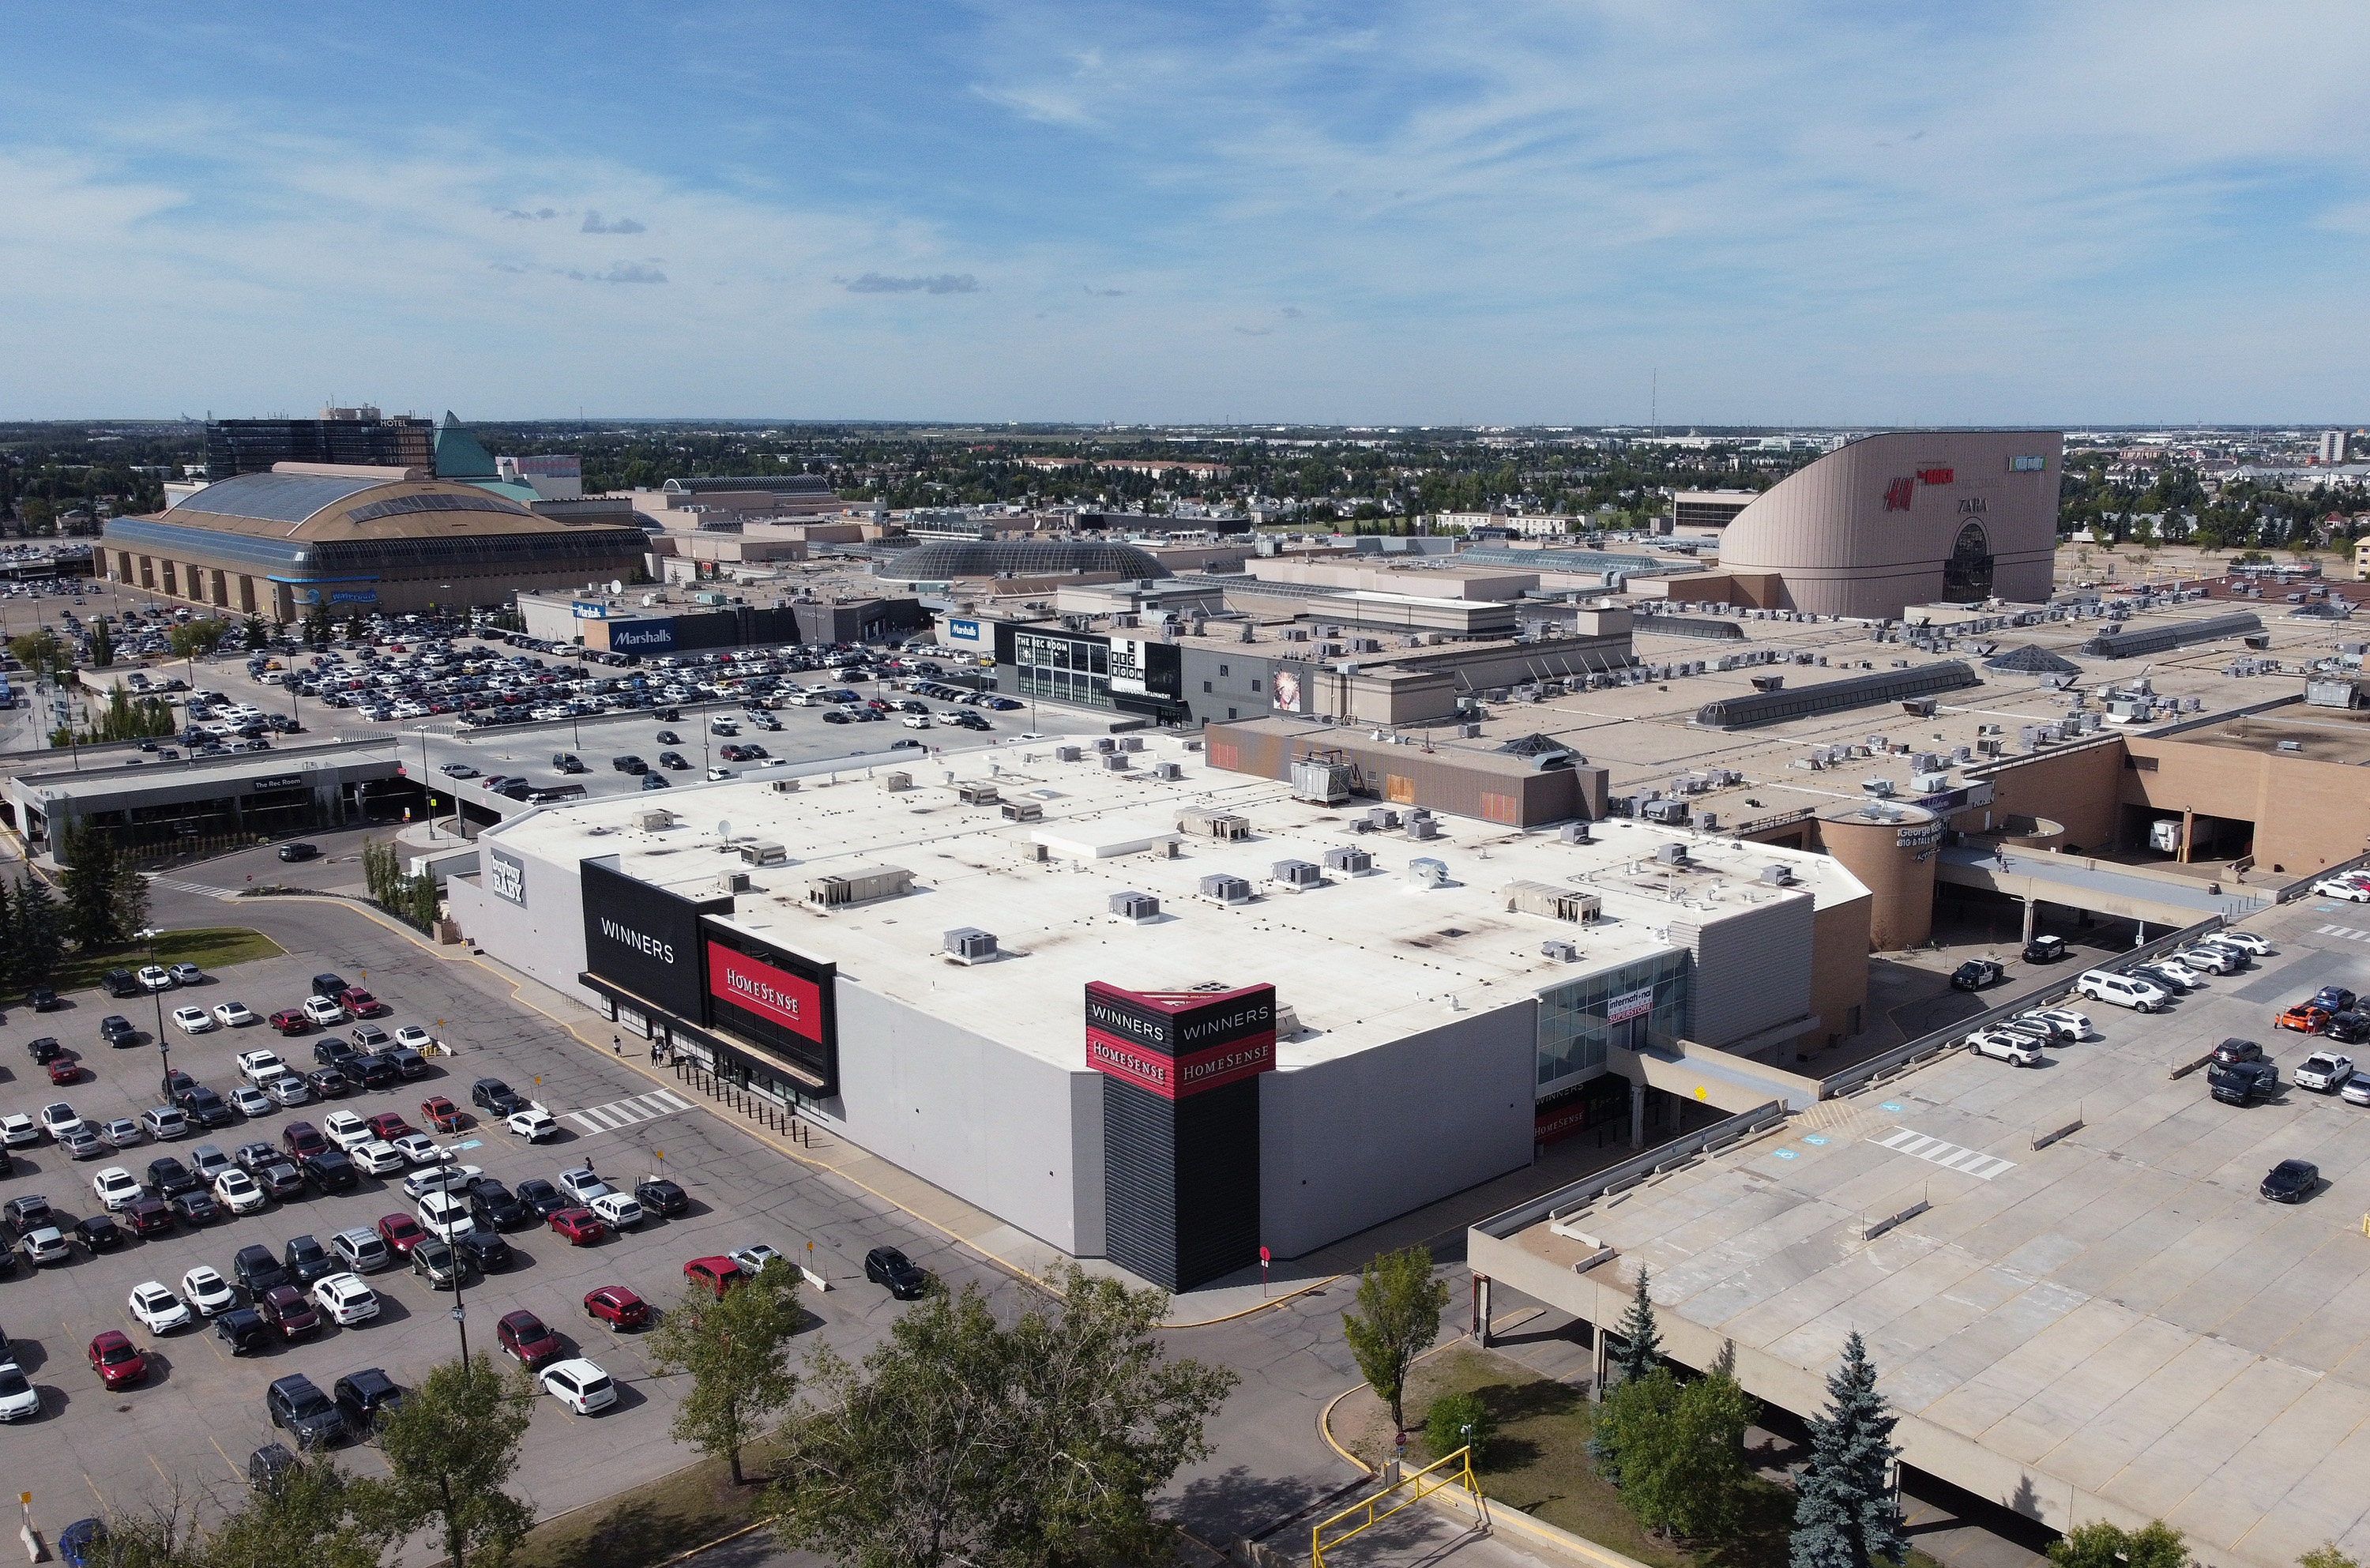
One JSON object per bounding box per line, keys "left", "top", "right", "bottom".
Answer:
{"left": 1917, "top": 467, "right": 1955, "bottom": 485}
{"left": 707, "top": 946, "right": 824, "bottom": 1044}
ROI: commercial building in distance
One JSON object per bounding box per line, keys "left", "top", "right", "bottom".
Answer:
{"left": 450, "top": 739, "right": 1868, "bottom": 1289}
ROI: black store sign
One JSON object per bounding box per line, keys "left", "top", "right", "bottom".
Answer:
{"left": 1085, "top": 982, "right": 1274, "bottom": 1292}
{"left": 578, "top": 858, "right": 728, "bottom": 1019}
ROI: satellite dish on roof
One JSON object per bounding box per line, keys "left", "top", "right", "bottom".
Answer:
{"left": 609, "top": 581, "right": 623, "bottom": 594}
{"left": 717, "top": 819, "right": 732, "bottom": 841}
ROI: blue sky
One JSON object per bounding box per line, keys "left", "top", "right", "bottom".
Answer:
{"left": 4, "top": 2, "right": 2364, "bottom": 425}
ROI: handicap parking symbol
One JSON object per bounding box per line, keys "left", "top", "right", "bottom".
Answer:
{"left": 1802, "top": 1134, "right": 1830, "bottom": 1146}
{"left": 1771, "top": 1149, "right": 1799, "bottom": 1160}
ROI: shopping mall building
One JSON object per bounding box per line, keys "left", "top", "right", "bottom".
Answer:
{"left": 450, "top": 735, "right": 1869, "bottom": 1288}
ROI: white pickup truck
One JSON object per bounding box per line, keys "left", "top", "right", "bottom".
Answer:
{"left": 235, "top": 1049, "right": 289, "bottom": 1088}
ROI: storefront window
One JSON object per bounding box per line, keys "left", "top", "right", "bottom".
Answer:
{"left": 1533, "top": 950, "right": 1689, "bottom": 1095}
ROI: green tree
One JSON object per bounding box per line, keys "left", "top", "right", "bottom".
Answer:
{"left": 1423, "top": 1389, "right": 1495, "bottom": 1468}
{"left": 243, "top": 614, "right": 269, "bottom": 650}
{"left": 2300, "top": 1547, "right": 2360, "bottom": 1568}
{"left": 9, "top": 629, "right": 69, "bottom": 679}
{"left": 352, "top": 1357, "right": 536, "bottom": 1568}
{"left": 12, "top": 875, "right": 64, "bottom": 991}
{"left": 88, "top": 619, "right": 115, "bottom": 668}
{"left": 1790, "top": 1332, "right": 1905, "bottom": 1568}
{"left": 1593, "top": 1365, "right": 1757, "bottom": 1540}
{"left": 2048, "top": 1520, "right": 2188, "bottom": 1568}
{"left": 206, "top": 1453, "right": 384, "bottom": 1568}
{"left": 769, "top": 1264, "right": 1233, "bottom": 1568}
{"left": 167, "top": 619, "right": 228, "bottom": 659}
{"left": 1341, "top": 1245, "right": 1449, "bottom": 1434}
{"left": 649, "top": 1257, "right": 803, "bottom": 1484}
{"left": 60, "top": 821, "right": 130, "bottom": 947}
{"left": 1612, "top": 1265, "right": 1662, "bottom": 1384}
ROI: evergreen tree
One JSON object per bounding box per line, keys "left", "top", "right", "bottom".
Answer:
{"left": 0, "top": 878, "right": 17, "bottom": 1000}
{"left": 1612, "top": 1265, "right": 1662, "bottom": 1384}
{"left": 13, "top": 876, "right": 64, "bottom": 991}
{"left": 1790, "top": 1332, "right": 1906, "bottom": 1568}
{"left": 59, "top": 822, "right": 129, "bottom": 948}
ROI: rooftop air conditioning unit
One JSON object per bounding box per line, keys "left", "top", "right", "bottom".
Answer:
{"left": 1094, "top": 737, "right": 1116, "bottom": 754}
{"left": 1760, "top": 864, "right": 1793, "bottom": 886}
{"left": 637, "top": 809, "right": 675, "bottom": 831}
{"left": 738, "top": 840, "right": 788, "bottom": 867}
{"left": 1691, "top": 811, "right": 1717, "bottom": 830}
{"left": 1654, "top": 842, "right": 1689, "bottom": 866}
{"left": 1000, "top": 799, "right": 1044, "bottom": 823}
{"left": 1270, "top": 859, "right": 1323, "bottom": 891}
{"left": 1407, "top": 857, "right": 1450, "bottom": 888}
{"left": 1540, "top": 939, "right": 1579, "bottom": 962}
{"left": 1911, "top": 772, "right": 1951, "bottom": 793}
{"left": 1290, "top": 758, "right": 1353, "bottom": 804}
{"left": 1198, "top": 873, "right": 1254, "bottom": 905}
{"left": 1055, "top": 746, "right": 1082, "bottom": 762}
{"left": 724, "top": 871, "right": 753, "bottom": 894}
{"left": 943, "top": 927, "right": 999, "bottom": 964}
{"left": 1366, "top": 807, "right": 1401, "bottom": 831}
{"left": 1101, "top": 753, "right": 1130, "bottom": 771}
{"left": 1119, "top": 736, "right": 1144, "bottom": 752}
{"left": 1179, "top": 807, "right": 1251, "bottom": 840}
{"left": 807, "top": 864, "right": 915, "bottom": 908}
{"left": 1109, "top": 890, "right": 1160, "bottom": 923}
{"left": 1322, "top": 845, "right": 1373, "bottom": 874}
{"left": 1560, "top": 822, "right": 1593, "bottom": 844}
{"left": 882, "top": 771, "right": 912, "bottom": 792}
{"left": 769, "top": 777, "right": 801, "bottom": 795}
{"left": 956, "top": 782, "right": 1001, "bottom": 805}
{"left": 1860, "top": 778, "right": 1895, "bottom": 798}
{"left": 1408, "top": 816, "right": 1440, "bottom": 840}
{"left": 1152, "top": 761, "right": 1182, "bottom": 780}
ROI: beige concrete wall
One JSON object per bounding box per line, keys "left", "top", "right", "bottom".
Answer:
{"left": 1242, "top": 557, "right": 1539, "bottom": 600}
{"left": 1956, "top": 739, "right": 2127, "bottom": 855}
{"left": 1819, "top": 812, "right": 1937, "bottom": 950}
{"left": 2125, "top": 735, "right": 2370, "bottom": 876}
{"left": 1805, "top": 893, "right": 1873, "bottom": 1055}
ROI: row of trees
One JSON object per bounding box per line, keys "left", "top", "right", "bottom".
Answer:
{"left": 359, "top": 839, "right": 439, "bottom": 929}
{"left": 93, "top": 1259, "right": 1233, "bottom": 1568}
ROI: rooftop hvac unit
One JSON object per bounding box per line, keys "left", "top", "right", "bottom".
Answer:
{"left": 1198, "top": 873, "right": 1254, "bottom": 905}
{"left": 1271, "top": 859, "right": 1323, "bottom": 890}
{"left": 1641, "top": 799, "right": 1691, "bottom": 824}
{"left": 724, "top": 870, "right": 752, "bottom": 894}
{"left": 1000, "top": 800, "right": 1044, "bottom": 823}
{"left": 1911, "top": 752, "right": 1940, "bottom": 773}
{"left": 1655, "top": 842, "right": 1690, "bottom": 866}
{"left": 943, "top": 927, "right": 999, "bottom": 964}
{"left": 1109, "top": 890, "right": 1161, "bottom": 922}
{"left": 636, "top": 809, "right": 675, "bottom": 831}
{"left": 1407, "top": 857, "right": 1450, "bottom": 888}
{"left": 882, "top": 771, "right": 912, "bottom": 792}
{"left": 1322, "top": 845, "right": 1372, "bottom": 874}
{"left": 769, "top": 777, "right": 801, "bottom": 795}
{"left": 1456, "top": 722, "right": 1482, "bottom": 739}
{"left": 1408, "top": 816, "right": 1441, "bottom": 840}
{"left": 1750, "top": 674, "right": 1783, "bottom": 693}
{"left": 1759, "top": 863, "right": 1793, "bottom": 886}
{"left": 956, "top": 782, "right": 1001, "bottom": 805}
{"left": 1860, "top": 778, "right": 1895, "bottom": 798}
{"left": 1179, "top": 807, "right": 1252, "bottom": 840}
{"left": 1911, "top": 772, "right": 1951, "bottom": 793}
{"left": 1290, "top": 758, "right": 1353, "bottom": 804}
{"left": 1365, "top": 807, "right": 1401, "bottom": 831}
{"left": 737, "top": 840, "right": 788, "bottom": 867}
{"left": 1152, "top": 761, "right": 1182, "bottom": 780}
{"left": 1119, "top": 736, "right": 1144, "bottom": 752}
{"left": 807, "top": 864, "right": 915, "bottom": 908}
{"left": 1055, "top": 746, "right": 1082, "bottom": 762}
{"left": 1691, "top": 811, "right": 1718, "bottom": 830}
{"left": 1540, "top": 939, "right": 1579, "bottom": 961}
{"left": 1560, "top": 822, "right": 1593, "bottom": 844}
{"left": 1978, "top": 738, "right": 2003, "bottom": 756}
{"left": 1101, "top": 753, "right": 1131, "bottom": 771}
{"left": 2019, "top": 725, "right": 2043, "bottom": 746}
{"left": 1503, "top": 881, "right": 1601, "bottom": 923}
{"left": 1094, "top": 737, "right": 1116, "bottom": 753}
{"left": 2277, "top": 739, "right": 2303, "bottom": 753}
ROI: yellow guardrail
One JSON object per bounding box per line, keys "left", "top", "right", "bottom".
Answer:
{"left": 1311, "top": 1445, "right": 1488, "bottom": 1566}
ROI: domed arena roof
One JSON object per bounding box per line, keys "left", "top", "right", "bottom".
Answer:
{"left": 876, "top": 538, "right": 1172, "bottom": 583}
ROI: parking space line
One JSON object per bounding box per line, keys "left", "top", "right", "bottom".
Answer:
{"left": 206, "top": 1435, "right": 243, "bottom": 1479}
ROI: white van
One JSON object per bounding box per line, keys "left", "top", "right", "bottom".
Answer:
{"left": 2076, "top": 968, "right": 2170, "bottom": 1013}
{"left": 416, "top": 1189, "right": 476, "bottom": 1241}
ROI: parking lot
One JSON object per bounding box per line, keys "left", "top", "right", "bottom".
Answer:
{"left": 0, "top": 904, "right": 1033, "bottom": 1533}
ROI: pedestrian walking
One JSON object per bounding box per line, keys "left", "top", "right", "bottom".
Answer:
{"left": 611, "top": 1034, "right": 621, "bottom": 1055}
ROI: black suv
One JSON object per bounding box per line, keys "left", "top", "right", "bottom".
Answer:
{"left": 284, "top": 1234, "right": 337, "bottom": 1286}
{"left": 612, "top": 754, "right": 647, "bottom": 773}
{"left": 26, "top": 1037, "right": 65, "bottom": 1064}
{"left": 2209, "top": 1059, "right": 2278, "bottom": 1105}
{"left": 1950, "top": 960, "right": 2005, "bottom": 991}
{"left": 333, "top": 1368, "right": 405, "bottom": 1437}
{"left": 2212, "top": 1037, "right": 2266, "bottom": 1066}
{"left": 467, "top": 1179, "right": 531, "bottom": 1231}
{"left": 864, "top": 1246, "right": 929, "bottom": 1299}
{"left": 100, "top": 1015, "right": 139, "bottom": 1047}
{"left": 175, "top": 1085, "right": 234, "bottom": 1129}
{"left": 550, "top": 752, "right": 586, "bottom": 773}
{"left": 301, "top": 1149, "right": 358, "bottom": 1194}
{"left": 635, "top": 1175, "right": 689, "bottom": 1216}
{"left": 101, "top": 968, "right": 141, "bottom": 998}
{"left": 28, "top": 986, "right": 57, "bottom": 1012}
{"left": 266, "top": 1374, "right": 345, "bottom": 1449}
{"left": 233, "top": 1243, "right": 292, "bottom": 1296}
{"left": 349, "top": 1051, "right": 400, "bottom": 1089}
{"left": 471, "top": 1077, "right": 526, "bottom": 1116}
{"left": 146, "top": 1157, "right": 202, "bottom": 1198}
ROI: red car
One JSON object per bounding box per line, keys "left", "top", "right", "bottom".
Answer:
{"left": 496, "top": 1309, "right": 562, "bottom": 1367}
{"left": 549, "top": 1208, "right": 605, "bottom": 1247}
{"left": 376, "top": 1213, "right": 427, "bottom": 1256}
{"left": 420, "top": 1096, "right": 465, "bottom": 1134}
{"left": 683, "top": 1256, "right": 747, "bottom": 1297}
{"left": 268, "top": 1009, "right": 310, "bottom": 1036}
{"left": 584, "top": 1285, "right": 652, "bottom": 1332}
{"left": 258, "top": 1284, "right": 318, "bottom": 1340}
{"left": 124, "top": 1197, "right": 175, "bottom": 1238}
{"left": 47, "top": 1055, "right": 81, "bottom": 1085}
{"left": 338, "top": 988, "right": 386, "bottom": 1018}
{"left": 364, "top": 1111, "right": 414, "bottom": 1142}
{"left": 281, "top": 1122, "right": 328, "bottom": 1160}
{"left": 89, "top": 1330, "right": 146, "bottom": 1389}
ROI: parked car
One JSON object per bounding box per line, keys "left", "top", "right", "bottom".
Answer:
{"left": 497, "top": 1309, "right": 564, "bottom": 1368}
{"left": 265, "top": 1373, "right": 343, "bottom": 1447}
{"left": 333, "top": 1369, "right": 404, "bottom": 1437}
{"left": 2297, "top": 1053, "right": 2355, "bottom": 1092}
{"left": 2278, "top": 1003, "right": 2337, "bottom": 1035}
{"left": 634, "top": 1175, "right": 689, "bottom": 1216}
{"left": 683, "top": 1256, "right": 746, "bottom": 1296}
{"left": 2261, "top": 1160, "right": 2320, "bottom": 1202}
{"left": 549, "top": 1208, "right": 605, "bottom": 1246}
{"left": 864, "top": 1245, "right": 929, "bottom": 1299}
{"left": 88, "top": 1331, "right": 146, "bottom": 1390}
{"left": 2209, "top": 1059, "right": 2279, "bottom": 1104}
{"left": 583, "top": 1284, "right": 652, "bottom": 1331}
{"left": 540, "top": 1359, "right": 617, "bottom": 1416}
{"left": 1966, "top": 1028, "right": 2045, "bottom": 1067}
{"left": 2078, "top": 969, "right": 2170, "bottom": 1013}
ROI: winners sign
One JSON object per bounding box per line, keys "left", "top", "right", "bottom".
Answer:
{"left": 1084, "top": 982, "right": 1277, "bottom": 1100}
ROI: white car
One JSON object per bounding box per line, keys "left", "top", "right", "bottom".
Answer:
{"left": 212, "top": 1002, "right": 257, "bottom": 1028}
{"left": 588, "top": 1192, "right": 643, "bottom": 1230}
{"left": 171, "top": 1006, "right": 216, "bottom": 1034}
{"left": 322, "top": 1111, "right": 373, "bottom": 1152}
{"left": 1966, "top": 1028, "right": 2044, "bottom": 1067}
{"left": 2011, "top": 1010, "right": 2080, "bottom": 1043}
{"left": 137, "top": 964, "right": 175, "bottom": 991}
{"left": 180, "top": 1265, "right": 238, "bottom": 1316}
{"left": 728, "top": 1243, "right": 787, "bottom": 1275}
{"left": 900, "top": 713, "right": 931, "bottom": 728}
{"left": 18, "top": 1228, "right": 70, "bottom": 1267}
{"left": 235, "top": 1049, "right": 288, "bottom": 1085}
{"left": 265, "top": 1075, "right": 312, "bottom": 1107}
{"left": 540, "top": 1359, "right": 618, "bottom": 1416}
{"left": 128, "top": 1281, "right": 193, "bottom": 1333}
{"left": 92, "top": 1166, "right": 144, "bottom": 1210}
{"left": 2172, "top": 946, "right": 2239, "bottom": 975}
{"left": 213, "top": 1168, "right": 266, "bottom": 1214}
{"left": 0, "top": 1361, "right": 40, "bottom": 1421}
{"left": 2143, "top": 957, "right": 2203, "bottom": 989}
{"left": 401, "top": 1163, "right": 482, "bottom": 1201}
{"left": 2315, "top": 878, "right": 2370, "bottom": 903}
{"left": 505, "top": 1107, "right": 558, "bottom": 1142}
{"left": 2077, "top": 969, "right": 2170, "bottom": 1013}
{"left": 2021, "top": 1006, "right": 2092, "bottom": 1040}
{"left": 389, "top": 1132, "right": 442, "bottom": 1166}
{"left": 311, "top": 1273, "right": 381, "bottom": 1326}
{"left": 229, "top": 1084, "right": 273, "bottom": 1118}
{"left": 168, "top": 962, "right": 205, "bottom": 986}
{"left": 393, "top": 1025, "right": 434, "bottom": 1051}
{"left": 416, "top": 1190, "right": 476, "bottom": 1241}
{"left": 2297, "top": 1053, "right": 2355, "bottom": 1092}
{"left": 556, "top": 1168, "right": 613, "bottom": 1205}
{"left": 0, "top": 1113, "right": 37, "bottom": 1148}
{"left": 303, "top": 997, "right": 347, "bottom": 1026}
{"left": 2342, "top": 1075, "right": 2370, "bottom": 1108}
{"left": 39, "top": 1102, "right": 85, "bottom": 1139}
{"left": 2211, "top": 930, "right": 2272, "bottom": 957}
{"left": 352, "top": 1140, "right": 407, "bottom": 1177}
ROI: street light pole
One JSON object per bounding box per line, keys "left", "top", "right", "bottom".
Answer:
{"left": 416, "top": 726, "right": 435, "bottom": 839}
{"left": 439, "top": 1151, "right": 472, "bottom": 1366}
{"left": 139, "top": 926, "right": 171, "bottom": 1102}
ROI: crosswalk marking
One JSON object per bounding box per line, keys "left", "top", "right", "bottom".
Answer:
{"left": 1872, "top": 1125, "right": 2016, "bottom": 1180}
{"left": 2316, "top": 924, "right": 2370, "bottom": 943}
{"left": 565, "top": 1089, "right": 694, "bottom": 1137}
{"left": 149, "top": 875, "right": 235, "bottom": 898}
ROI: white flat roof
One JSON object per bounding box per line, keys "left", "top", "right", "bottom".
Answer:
{"left": 484, "top": 735, "right": 1867, "bottom": 1071}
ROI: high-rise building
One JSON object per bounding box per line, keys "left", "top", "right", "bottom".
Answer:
{"left": 2319, "top": 430, "right": 2350, "bottom": 464}
{"left": 203, "top": 408, "right": 433, "bottom": 476}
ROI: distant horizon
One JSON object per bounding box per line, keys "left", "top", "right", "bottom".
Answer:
{"left": 6, "top": 416, "right": 2366, "bottom": 438}
{"left": 6, "top": 6, "right": 2366, "bottom": 423}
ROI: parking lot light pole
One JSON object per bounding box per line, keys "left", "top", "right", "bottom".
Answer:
{"left": 440, "top": 1151, "right": 472, "bottom": 1367}
{"left": 138, "top": 927, "right": 171, "bottom": 1101}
